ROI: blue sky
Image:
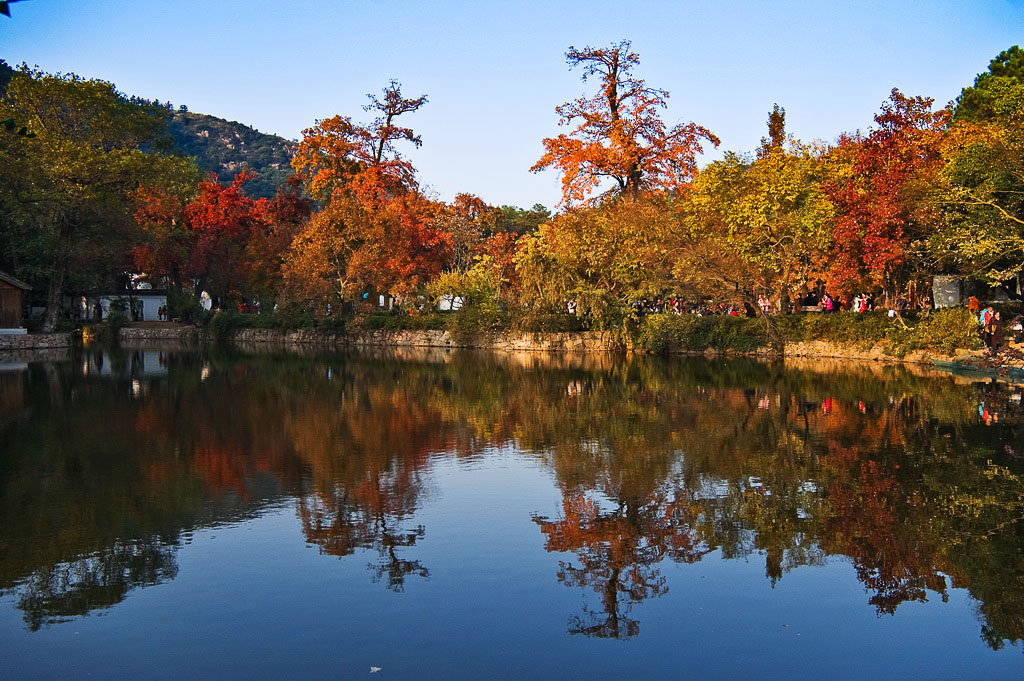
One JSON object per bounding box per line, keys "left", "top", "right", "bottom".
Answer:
{"left": 1, "top": 0, "right": 1021, "bottom": 208}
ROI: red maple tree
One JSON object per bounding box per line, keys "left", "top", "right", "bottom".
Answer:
{"left": 183, "top": 171, "right": 272, "bottom": 302}
{"left": 824, "top": 90, "right": 949, "bottom": 295}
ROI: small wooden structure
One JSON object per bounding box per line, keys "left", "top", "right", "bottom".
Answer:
{"left": 0, "top": 271, "right": 31, "bottom": 332}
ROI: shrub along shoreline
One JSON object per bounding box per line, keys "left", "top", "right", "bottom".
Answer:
{"left": 635, "top": 307, "right": 984, "bottom": 357}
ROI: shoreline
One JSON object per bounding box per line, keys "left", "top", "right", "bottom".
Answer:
{"left": 1, "top": 325, "right": 1012, "bottom": 380}
{"left": 118, "top": 325, "right": 990, "bottom": 369}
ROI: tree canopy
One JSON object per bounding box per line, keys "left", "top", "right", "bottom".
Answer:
{"left": 532, "top": 40, "right": 719, "bottom": 205}
{"left": 0, "top": 64, "right": 196, "bottom": 330}
{"left": 4, "top": 44, "right": 1024, "bottom": 329}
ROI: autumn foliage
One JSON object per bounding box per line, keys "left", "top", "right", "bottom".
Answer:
{"left": 532, "top": 40, "right": 719, "bottom": 205}
{"left": 132, "top": 184, "right": 191, "bottom": 289}
{"left": 823, "top": 90, "right": 948, "bottom": 294}
{"left": 5, "top": 43, "right": 1024, "bottom": 328}
{"left": 280, "top": 81, "right": 455, "bottom": 305}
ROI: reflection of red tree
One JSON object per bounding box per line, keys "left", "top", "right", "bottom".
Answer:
{"left": 283, "top": 380, "right": 443, "bottom": 590}
{"left": 131, "top": 393, "right": 301, "bottom": 501}
{"left": 297, "top": 470, "right": 429, "bottom": 591}
{"left": 822, "top": 441, "right": 948, "bottom": 614}
{"left": 534, "top": 489, "right": 709, "bottom": 638}
{"left": 789, "top": 398, "right": 947, "bottom": 614}
{"left": 192, "top": 446, "right": 255, "bottom": 500}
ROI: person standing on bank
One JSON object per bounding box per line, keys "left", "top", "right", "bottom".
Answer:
{"left": 981, "top": 306, "right": 995, "bottom": 348}
{"left": 992, "top": 311, "right": 1005, "bottom": 350}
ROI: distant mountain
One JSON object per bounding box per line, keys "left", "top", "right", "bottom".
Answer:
{"left": 0, "top": 60, "right": 296, "bottom": 199}
{"left": 166, "top": 111, "right": 296, "bottom": 199}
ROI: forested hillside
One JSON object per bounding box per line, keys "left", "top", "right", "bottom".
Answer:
{"left": 0, "top": 60, "right": 295, "bottom": 198}
{"left": 166, "top": 110, "right": 295, "bottom": 199}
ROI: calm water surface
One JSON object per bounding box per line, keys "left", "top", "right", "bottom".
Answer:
{"left": 1, "top": 346, "right": 1023, "bottom": 680}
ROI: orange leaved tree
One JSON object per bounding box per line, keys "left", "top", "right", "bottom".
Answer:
{"left": 532, "top": 40, "right": 719, "bottom": 205}
{"left": 291, "top": 80, "right": 427, "bottom": 205}
{"left": 285, "top": 81, "right": 450, "bottom": 306}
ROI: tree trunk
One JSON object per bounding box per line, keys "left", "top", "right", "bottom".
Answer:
{"left": 40, "top": 247, "right": 70, "bottom": 333}
{"left": 170, "top": 263, "right": 183, "bottom": 292}
{"left": 778, "top": 289, "right": 791, "bottom": 316}
{"left": 760, "top": 312, "right": 785, "bottom": 355}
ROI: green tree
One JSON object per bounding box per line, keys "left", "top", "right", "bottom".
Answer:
{"left": 494, "top": 204, "right": 550, "bottom": 236}
{"left": 685, "top": 111, "right": 833, "bottom": 313}
{"left": 955, "top": 45, "right": 1024, "bottom": 123}
{"left": 0, "top": 65, "right": 195, "bottom": 331}
{"left": 935, "top": 50, "right": 1024, "bottom": 282}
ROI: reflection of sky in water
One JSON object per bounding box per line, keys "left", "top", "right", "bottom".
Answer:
{"left": 1, "top": 349, "right": 1023, "bottom": 680}
{"left": 4, "top": 455, "right": 1014, "bottom": 681}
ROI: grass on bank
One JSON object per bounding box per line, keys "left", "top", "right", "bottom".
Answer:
{"left": 204, "top": 305, "right": 984, "bottom": 355}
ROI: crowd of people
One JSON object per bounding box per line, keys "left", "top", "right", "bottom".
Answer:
{"left": 629, "top": 289, "right": 934, "bottom": 319}
{"left": 966, "top": 296, "right": 1024, "bottom": 351}
{"left": 798, "top": 290, "right": 933, "bottom": 314}
{"left": 630, "top": 298, "right": 759, "bottom": 317}
{"left": 625, "top": 288, "right": 1024, "bottom": 355}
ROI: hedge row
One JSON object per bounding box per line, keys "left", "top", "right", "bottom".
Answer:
{"left": 636, "top": 308, "right": 984, "bottom": 355}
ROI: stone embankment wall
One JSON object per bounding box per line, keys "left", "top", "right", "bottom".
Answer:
{"left": 781, "top": 340, "right": 982, "bottom": 365}
{"left": 232, "top": 328, "right": 347, "bottom": 345}
{"left": 120, "top": 327, "right": 202, "bottom": 344}
{"left": 120, "top": 327, "right": 623, "bottom": 352}
{"left": 346, "top": 329, "right": 621, "bottom": 352}
{"left": 118, "top": 326, "right": 971, "bottom": 365}
{"left": 0, "top": 333, "right": 71, "bottom": 350}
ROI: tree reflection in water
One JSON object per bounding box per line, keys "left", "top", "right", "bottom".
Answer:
{"left": 298, "top": 485, "right": 429, "bottom": 592}
{"left": 533, "top": 489, "right": 708, "bottom": 638}
{"left": 15, "top": 537, "right": 178, "bottom": 632}
{"left": 0, "top": 347, "right": 1022, "bottom": 648}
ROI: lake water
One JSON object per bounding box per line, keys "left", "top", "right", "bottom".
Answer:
{"left": 1, "top": 345, "right": 1023, "bottom": 680}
